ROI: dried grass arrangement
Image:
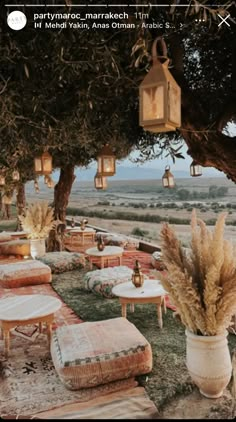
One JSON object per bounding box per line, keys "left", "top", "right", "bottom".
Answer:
{"left": 159, "top": 209, "right": 236, "bottom": 336}
{"left": 19, "top": 201, "right": 55, "bottom": 239}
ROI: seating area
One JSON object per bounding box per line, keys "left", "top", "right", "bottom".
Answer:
{"left": 0, "top": 226, "right": 165, "bottom": 419}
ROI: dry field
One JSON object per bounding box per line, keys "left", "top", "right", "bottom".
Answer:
{"left": 23, "top": 176, "right": 236, "bottom": 247}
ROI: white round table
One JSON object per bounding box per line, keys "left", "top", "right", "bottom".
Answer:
{"left": 85, "top": 246, "right": 123, "bottom": 269}
{"left": 112, "top": 279, "right": 167, "bottom": 328}
{"left": 0, "top": 294, "right": 62, "bottom": 357}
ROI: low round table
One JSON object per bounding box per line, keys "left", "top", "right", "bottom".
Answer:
{"left": 0, "top": 294, "right": 62, "bottom": 357}
{"left": 112, "top": 279, "right": 167, "bottom": 329}
{"left": 85, "top": 246, "right": 123, "bottom": 269}
{"left": 69, "top": 227, "right": 96, "bottom": 246}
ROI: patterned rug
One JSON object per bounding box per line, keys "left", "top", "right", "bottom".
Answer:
{"left": 0, "top": 333, "right": 137, "bottom": 417}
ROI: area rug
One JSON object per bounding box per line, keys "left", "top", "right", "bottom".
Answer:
{"left": 0, "top": 334, "right": 137, "bottom": 417}
{"left": 36, "top": 386, "right": 159, "bottom": 419}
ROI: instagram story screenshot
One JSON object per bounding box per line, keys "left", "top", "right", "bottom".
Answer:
{"left": 0, "top": 0, "right": 236, "bottom": 420}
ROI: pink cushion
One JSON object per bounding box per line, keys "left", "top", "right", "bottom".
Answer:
{"left": 0, "top": 260, "right": 52, "bottom": 288}
{"left": 51, "top": 317, "right": 152, "bottom": 390}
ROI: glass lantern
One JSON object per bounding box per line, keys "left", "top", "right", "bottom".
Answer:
{"left": 34, "top": 151, "right": 52, "bottom": 175}
{"left": 162, "top": 165, "right": 175, "bottom": 188}
{"left": 139, "top": 37, "right": 181, "bottom": 133}
{"left": 94, "top": 172, "right": 108, "bottom": 190}
{"left": 190, "top": 161, "right": 202, "bottom": 177}
{"left": 97, "top": 145, "right": 116, "bottom": 176}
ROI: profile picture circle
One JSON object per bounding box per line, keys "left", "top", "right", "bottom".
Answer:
{"left": 7, "top": 11, "right": 27, "bottom": 31}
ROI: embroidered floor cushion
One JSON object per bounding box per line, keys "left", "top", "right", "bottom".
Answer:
{"left": 37, "top": 252, "right": 85, "bottom": 273}
{"left": 51, "top": 317, "right": 152, "bottom": 390}
{"left": 0, "top": 240, "right": 30, "bottom": 257}
{"left": 151, "top": 251, "right": 166, "bottom": 271}
{"left": 0, "top": 260, "right": 52, "bottom": 288}
{"left": 84, "top": 266, "right": 134, "bottom": 298}
{"left": 95, "top": 233, "right": 139, "bottom": 250}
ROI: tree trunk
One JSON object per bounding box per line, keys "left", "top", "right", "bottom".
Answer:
{"left": 47, "top": 165, "right": 76, "bottom": 252}
{"left": 16, "top": 183, "right": 26, "bottom": 230}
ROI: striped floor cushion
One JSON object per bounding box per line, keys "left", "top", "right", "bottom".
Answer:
{"left": 84, "top": 266, "right": 134, "bottom": 298}
{"left": 51, "top": 317, "right": 152, "bottom": 390}
{"left": 37, "top": 252, "right": 85, "bottom": 273}
{"left": 0, "top": 260, "right": 52, "bottom": 288}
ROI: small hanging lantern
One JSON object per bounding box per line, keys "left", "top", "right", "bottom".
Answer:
{"left": 12, "top": 170, "right": 20, "bottom": 181}
{"left": 190, "top": 161, "right": 202, "bottom": 177}
{"left": 47, "top": 176, "right": 55, "bottom": 188}
{"left": 34, "top": 151, "right": 52, "bottom": 175}
{"left": 34, "top": 179, "right": 39, "bottom": 193}
{"left": 139, "top": 37, "right": 181, "bottom": 133}
{"left": 94, "top": 172, "right": 108, "bottom": 190}
{"left": 97, "top": 144, "right": 116, "bottom": 176}
{"left": 162, "top": 165, "right": 175, "bottom": 188}
{"left": 132, "top": 260, "right": 144, "bottom": 288}
{"left": 0, "top": 175, "right": 5, "bottom": 186}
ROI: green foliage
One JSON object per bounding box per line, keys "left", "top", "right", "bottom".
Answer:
{"left": 131, "top": 227, "right": 149, "bottom": 237}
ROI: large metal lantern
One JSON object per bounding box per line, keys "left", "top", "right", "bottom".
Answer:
{"left": 94, "top": 172, "right": 107, "bottom": 190}
{"left": 162, "top": 165, "right": 175, "bottom": 188}
{"left": 97, "top": 144, "right": 116, "bottom": 176}
{"left": 139, "top": 37, "right": 181, "bottom": 133}
{"left": 34, "top": 151, "right": 52, "bottom": 175}
{"left": 190, "top": 161, "right": 202, "bottom": 177}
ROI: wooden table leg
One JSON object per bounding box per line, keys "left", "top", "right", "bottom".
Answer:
{"left": 121, "top": 303, "right": 127, "bottom": 318}
{"left": 163, "top": 296, "right": 167, "bottom": 314}
{"left": 89, "top": 258, "right": 93, "bottom": 270}
{"left": 101, "top": 258, "right": 104, "bottom": 269}
{"left": 47, "top": 323, "right": 52, "bottom": 346}
{"left": 130, "top": 303, "right": 135, "bottom": 312}
{"left": 39, "top": 322, "right": 43, "bottom": 333}
{"left": 157, "top": 304, "right": 163, "bottom": 329}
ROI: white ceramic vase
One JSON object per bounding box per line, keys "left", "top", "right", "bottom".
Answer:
{"left": 30, "top": 238, "right": 46, "bottom": 259}
{"left": 185, "top": 329, "right": 232, "bottom": 398}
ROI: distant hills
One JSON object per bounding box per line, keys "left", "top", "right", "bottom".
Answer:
{"left": 68, "top": 165, "right": 223, "bottom": 181}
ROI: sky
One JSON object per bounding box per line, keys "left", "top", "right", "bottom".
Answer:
{"left": 115, "top": 121, "right": 236, "bottom": 174}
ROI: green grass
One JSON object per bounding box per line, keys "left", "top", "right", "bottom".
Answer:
{"left": 51, "top": 267, "right": 236, "bottom": 412}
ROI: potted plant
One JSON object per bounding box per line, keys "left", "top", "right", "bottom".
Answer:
{"left": 19, "top": 201, "right": 55, "bottom": 258}
{"left": 159, "top": 210, "right": 234, "bottom": 399}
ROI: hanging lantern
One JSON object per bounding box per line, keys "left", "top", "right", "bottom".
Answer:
{"left": 132, "top": 260, "right": 144, "bottom": 288}
{"left": 12, "top": 170, "right": 20, "bottom": 181}
{"left": 139, "top": 37, "right": 181, "bottom": 133}
{"left": 34, "top": 151, "right": 52, "bottom": 175}
{"left": 190, "top": 161, "right": 202, "bottom": 177}
{"left": 44, "top": 175, "right": 50, "bottom": 184}
{"left": 47, "top": 176, "right": 55, "bottom": 188}
{"left": 97, "top": 144, "right": 116, "bottom": 176}
{"left": 0, "top": 175, "right": 5, "bottom": 186}
{"left": 34, "top": 179, "right": 39, "bottom": 193}
{"left": 94, "top": 172, "right": 108, "bottom": 190}
{"left": 162, "top": 165, "right": 175, "bottom": 188}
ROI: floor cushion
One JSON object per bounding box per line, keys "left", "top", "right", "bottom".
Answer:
{"left": 151, "top": 251, "right": 166, "bottom": 271}
{"left": 84, "top": 265, "right": 134, "bottom": 298}
{"left": 37, "top": 251, "right": 85, "bottom": 273}
{"left": 0, "top": 260, "right": 52, "bottom": 288}
{"left": 0, "top": 232, "right": 13, "bottom": 243}
{"left": 0, "top": 240, "right": 30, "bottom": 257}
{"left": 95, "top": 232, "right": 139, "bottom": 250}
{"left": 51, "top": 317, "right": 152, "bottom": 390}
